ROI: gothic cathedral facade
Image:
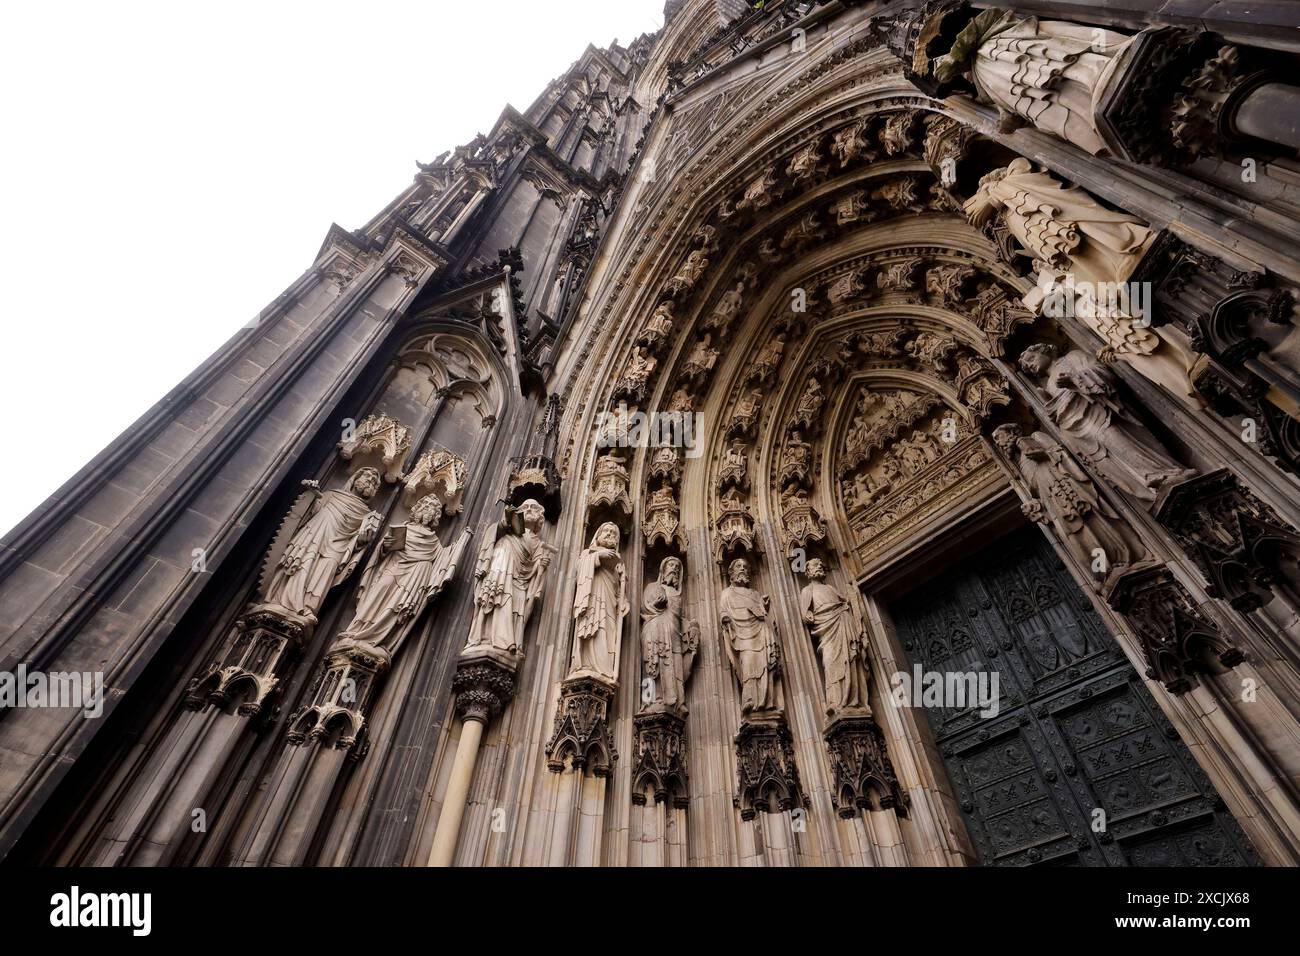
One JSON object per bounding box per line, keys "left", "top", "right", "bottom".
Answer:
{"left": 4, "top": 0, "right": 1300, "bottom": 867}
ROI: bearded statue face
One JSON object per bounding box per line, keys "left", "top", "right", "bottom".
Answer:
{"left": 518, "top": 498, "right": 545, "bottom": 530}
{"left": 593, "top": 522, "right": 620, "bottom": 550}
{"left": 992, "top": 423, "right": 1023, "bottom": 458}
{"left": 661, "top": 558, "right": 682, "bottom": 588}
{"left": 728, "top": 558, "right": 751, "bottom": 586}
{"left": 351, "top": 468, "right": 381, "bottom": 499}
{"left": 411, "top": 494, "right": 444, "bottom": 528}
{"left": 804, "top": 558, "right": 827, "bottom": 581}
{"left": 1018, "top": 344, "right": 1057, "bottom": 378}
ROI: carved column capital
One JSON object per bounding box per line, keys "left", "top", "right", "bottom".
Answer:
{"left": 451, "top": 658, "right": 517, "bottom": 724}
{"left": 545, "top": 675, "right": 618, "bottom": 777}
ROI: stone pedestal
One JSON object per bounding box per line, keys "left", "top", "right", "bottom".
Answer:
{"left": 823, "top": 712, "right": 907, "bottom": 817}
{"left": 545, "top": 675, "right": 617, "bottom": 776}
{"left": 631, "top": 708, "right": 689, "bottom": 807}
{"left": 733, "top": 714, "right": 804, "bottom": 820}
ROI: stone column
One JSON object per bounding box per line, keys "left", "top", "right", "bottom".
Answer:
{"left": 427, "top": 655, "right": 515, "bottom": 867}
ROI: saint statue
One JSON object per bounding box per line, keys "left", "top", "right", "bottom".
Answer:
{"left": 993, "top": 424, "right": 1149, "bottom": 579}
{"left": 260, "top": 466, "right": 384, "bottom": 622}
{"left": 799, "top": 559, "right": 871, "bottom": 715}
{"left": 933, "top": 11, "right": 1134, "bottom": 156}
{"left": 1019, "top": 344, "right": 1194, "bottom": 501}
{"left": 462, "top": 499, "right": 556, "bottom": 660}
{"left": 719, "top": 558, "right": 783, "bottom": 715}
{"left": 964, "top": 158, "right": 1153, "bottom": 286}
{"left": 640, "top": 557, "right": 699, "bottom": 712}
{"left": 332, "top": 493, "right": 471, "bottom": 666}
{"left": 567, "top": 521, "right": 629, "bottom": 682}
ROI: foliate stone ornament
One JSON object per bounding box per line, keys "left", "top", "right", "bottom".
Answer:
{"left": 1019, "top": 344, "right": 1194, "bottom": 502}
{"left": 876, "top": 258, "right": 921, "bottom": 293}
{"left": 257, "top": 467, "right": 384, "bottom": 624}
{"left": 339, "top": 413, "right": 412, "bottom": 483}
{"left": 462, "top": 499, "right": 556, "bottom": 661}
{"left": 786, "top": 139, "right": 827, "bottom": 183}
{"left": 799, "top": 559, "right": 871, "bottom": 716}
{"left": 566, "top": 521, "right": 629, "bottom": 683}
{"left": 452, "top": 658, "right": 516, "bottom": 724}
{"left": 720, "top": 558, "right": 784, "bottom": 716}
{"left": 993, "top": 425, "right": 1151, "bottom": 590}
{"left": 831, "top": 119, "right": 875, "bottom": 167}
{"left": 588, "top": 450, "right": 633, "bottom": 516}
{"left": 879, "top": 109, "right": 920, "bottom": 156}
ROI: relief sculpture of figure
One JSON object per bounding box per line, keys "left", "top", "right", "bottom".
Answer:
{"left": 640, "top": 557, "right": 699, "bottom": 712}
{"left": 993, "top": 424, "right": 1150, "bottom": 581}
{"left": 719, "top": 558, "right": 783, "bottom": 715}
{"left": 259, "top": 466, "right": 384, "bottom": 623}
{"left": 1019, "top": 343, "right": 1194, "bottom": 501}
{"left": 463, "top": 499, "right": 556, "bottom": 660}
{"left": 934, "top": 11, "right": 1134, "bottom": 156}
{"left": 567, "top": 521, "right": 629, "bottom": 683}
{"left": 964, "top": 158, "right": 1153, "bottom": 286}
{"left": 800, "top": 559, "right": 871, "bottom": 716}
{"left": 332, "top": 493, "right": 471, "bottom": 666}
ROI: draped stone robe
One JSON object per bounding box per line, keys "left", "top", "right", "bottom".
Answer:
{"left": 464, "top": 524, "right": 551, "bottom": 657}
{"left": 335, "top": 523, "right": 465, "bottom": 660}
{"left": 641, "top": 578, "right": 688, "bottom": 709}
{"left": 568, "top": 544, "right": 628, "bottom": 682}
{"left": 720, "top": 583, "right": 782, "bottom": 714}
{"left": 1041, "top": 349, "right": 1192, "bottom": 500}
{"left": 263, "top": 487, "right": 376, "bottom": 620}
{"left": 800, "top": 580, "right": 870, "bottom": 714}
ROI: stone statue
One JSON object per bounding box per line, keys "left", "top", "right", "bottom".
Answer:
{"left": 934, "top": 11, "right": 1134, "bottom": 156}
{"left": 463, "top": 499, "right": 556, "bottom": 659}
{"left": 640, "top": 557, "right": 698, "bottom": 712}
{"left": 993, "top": 424, "right": 1149, "bottom": 579}
{"left": 260, "top": 466, "right": 384, "bottom": 622}
{"left": 799, "top": 559, "right": 871, "bottom": 716}
{"left": 965, "top": 158, "right": 1153, "bottom": 285}
{"left": 567, "top": 521, "right": 629, "bottom": 682}
{"left": 332, "top": 493, "right": 471, "bottom": 665}
{"left": 719, "top": 558, "right": 783, "bottom": 715}
{"left": 1019, "top": 343, "right": 1194, "bottom": 501}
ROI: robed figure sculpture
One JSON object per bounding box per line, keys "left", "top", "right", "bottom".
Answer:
{"left": 799, "top": 559, "right": 871, "bottom": 715}
{"left": 332, "top": 493, "right": 470, "bottom": 666}
{"left": 640, "top": 556, "right": 699, "bottom": 711}
{"left": 463, "top": 499, "right": 556, "bottom": 659}
{"left": 719, "top": 558, "right": 783, "bottom": 715}
{"left": 259, "top": 466, "right": 384, "bottom": 622}
{"left": 567, "top": 521, "right": 629, "bottom": 683}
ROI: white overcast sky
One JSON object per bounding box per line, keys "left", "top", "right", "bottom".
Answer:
{"left": 0, "top": 0, "right": 665, "bottom": 538}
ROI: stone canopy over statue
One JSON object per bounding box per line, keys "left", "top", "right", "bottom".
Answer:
{"left": 566, "top": 521, "right": 629, "bottom": 683}
{"left": 258, "top": 466, "right": 385, "bottom": 624}
{"left": 331, "top": 492, "right": 471, "bottom": 667}
{"left": 462, "top": 499, "right": 556, "bottom": 663}
{"left": 719, "top": 558, "right": 784, "bottom": 716}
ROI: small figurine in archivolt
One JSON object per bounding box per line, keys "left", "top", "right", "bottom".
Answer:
{"left": 330, "top": 493, "right": 471, "bottom": 668}
{"left": 566, "top": 521, "right": 629, "bottom": 683}
{"left": 462, "top": 499, "right": 556, "bottom": 662}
